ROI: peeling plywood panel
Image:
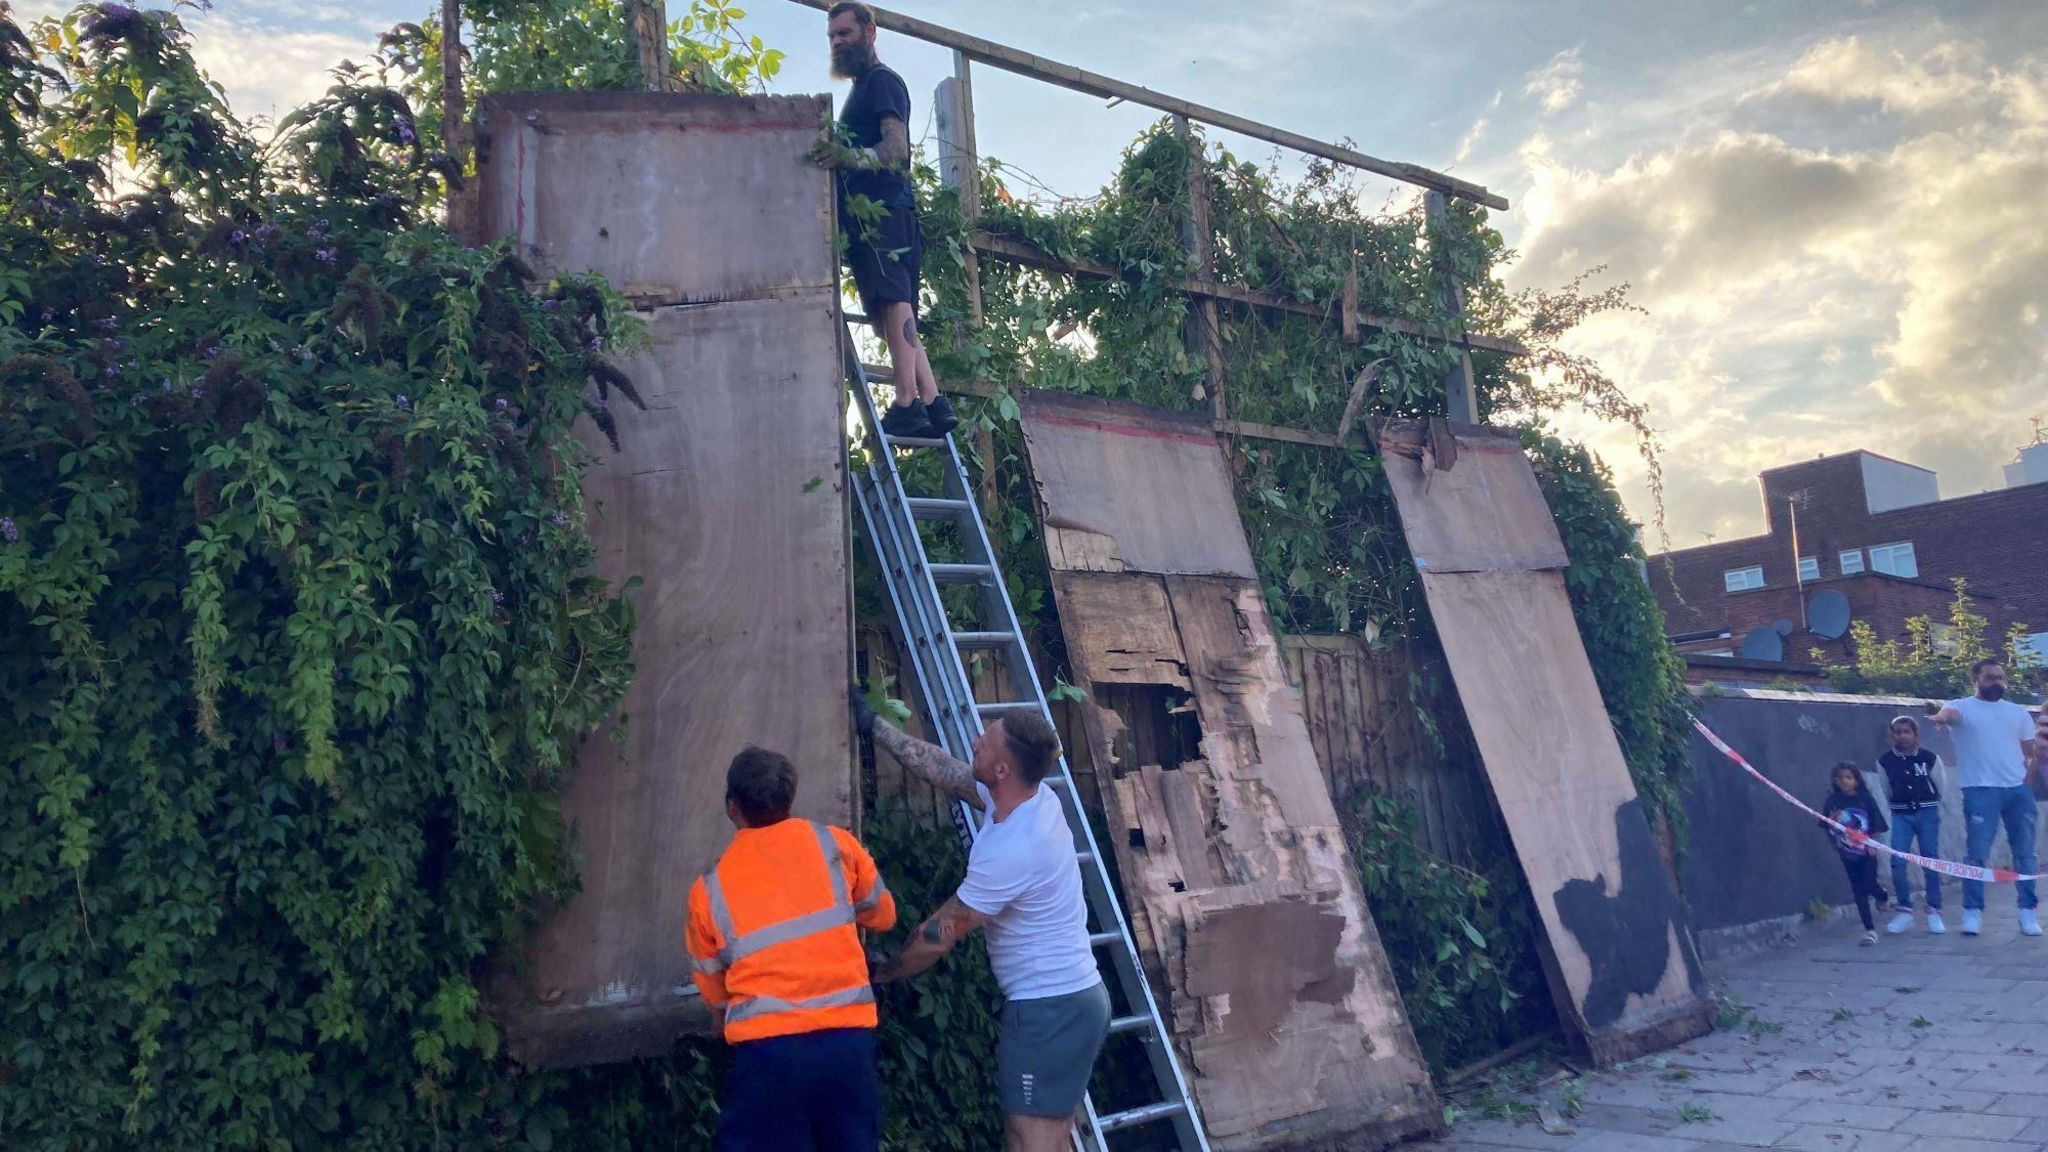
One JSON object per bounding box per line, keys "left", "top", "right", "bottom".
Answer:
{"left": 1023, "top": 398, "right": 1439, "bottom": 1149}
{"left": 1374, "top": 419, "right": 1712, "bottom": 1065}
{"left": 482, "top": 96, "right": 852, "bottom": 1068}
{"left": 1018, "top": 391, "right": 1256, "bottom": 579}
{"left": 476, "top": 93, "right": 835, "bottom": 308}
{"left": 1049, "top": 571, "right": 1189, "bottom": 688}
{"left": 1375, "top": 418, "right": 1568, "bottom": 574}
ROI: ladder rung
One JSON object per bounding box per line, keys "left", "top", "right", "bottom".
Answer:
{"left": 976, "top": 701, "right": 1039, "bottom": 715}
{"left": 1097, "top": 1100, "right": 1188, "bottom": 1133}
{"left": 1089, "top": 931, "right": 1121, "bottom": 948}
{"left": 888, "top": 435, "right": 945, "bottom": 450}
{"left": 928, "top": 563, "right": 993, "bottom": 584}
{"left": 1107, "top": 1013, "right": 1153, "bottom": 1036}
{"left": 907, "top": 497, "right": 972, "bottom": 519}
{"left": 952, "top": 630, "right": 1018, "bottom": 649}
{"left": 1077, "top": 849, "right": 1096, "bottom": 866}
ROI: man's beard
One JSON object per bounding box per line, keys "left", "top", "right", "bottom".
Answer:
{"left": 830, "top": 42, "right": 875, "bottom": 79}
{"left": 1978, "top": 684, "right": 2006, "bottom": 701}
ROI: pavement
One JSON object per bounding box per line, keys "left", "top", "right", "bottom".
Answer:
{"left": 1421, "top": 888, "right": 2048, "bottom": 1152}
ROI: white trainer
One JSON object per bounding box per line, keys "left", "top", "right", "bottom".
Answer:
{"left": 1926, "top": 912, "right": 1946, "bottom": 935}
{"left": 1885, "top": 911, "right": 1914, "bottom": 935}
{"left": 1961, "top": 908, "right": 1983, "bottom": 936}
{"left": 2021, "top": 909, "right": 2043, "bottom": 937}
{"left": 1860, "top": 930, "right": 1878, "bottom": 947}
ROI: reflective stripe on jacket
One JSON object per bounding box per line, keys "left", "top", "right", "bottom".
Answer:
{"left": 686, "top": 819, "right": 897, "bottom": 1043}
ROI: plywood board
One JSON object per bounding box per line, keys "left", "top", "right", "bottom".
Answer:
{"left": 1018, "top": 391, "right": 1256, "bottom": 578}
{"left": 1028, "top": 390, "right": 1439, "bottom": 1152}
{"left": 1420, "top": 569, "right": 1710, "bottom": 1063}
{"left": 1375, "top": 419, "right": 1568, "bottom": 574}
{"left": 480, "top": 95, "right": 852, "bottom": 1068}
{"left": 476, "top": 93, "right": 835, "bottom": 308}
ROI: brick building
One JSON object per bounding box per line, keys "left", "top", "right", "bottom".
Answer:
{"left": 1648, "top": 449, "right": 2048, "bottom": 669}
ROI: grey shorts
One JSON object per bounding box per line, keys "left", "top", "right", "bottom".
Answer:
{"left": 997, "top": 980, "right": 1111, "bottom": 1118}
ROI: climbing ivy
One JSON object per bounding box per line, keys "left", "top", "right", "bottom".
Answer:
{"left": 0, "top": 5, "right": 647, "bottom": 1146}
{"left": 895, "top": 123, "right": 1700, "bottom": 1054}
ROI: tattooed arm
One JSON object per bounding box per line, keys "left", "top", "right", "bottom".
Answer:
{"left": 872, "top": 114, "right": 910, "bottom": 171}
{"left": 870, "top": 716, "right": 984, "bottom": 810}
{"left": 869, "top": 894, "right": 990, "bottom": 984}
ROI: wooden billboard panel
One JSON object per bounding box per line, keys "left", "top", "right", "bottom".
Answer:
{"left": 1375, "top": 419, "right": 1568, "bottom": 574}
{"left": 476, "top": 93, "right": 835, "bottom": 309}
{"left": 1017, "top": 391, "right": 1256, "bottom": 579}
{"left": 480, "top": 95, "right": 852, "bottom": 1068}
{"left": 1375, "top": 419, "right": 1711, "bottom": 1064}
{"left": 1023, "top": 400, "right": 1439, "bottom": 1150}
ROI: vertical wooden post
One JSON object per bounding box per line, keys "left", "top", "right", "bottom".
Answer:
{"left": 630, "top": 0, "right": 671, "bottom": 92}
{"left": 1425, "top": 189, "right": 1478, "bottom": 425}
{"left": 440, "top": 0, "right": 473, "bottom": 240}
{"left": 1175, "top": 116, "right": 1226, "bottom": 422}
{"left": 935, "top": 53, "right": 983, "bottom": 326}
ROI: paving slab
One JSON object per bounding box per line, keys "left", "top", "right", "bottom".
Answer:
{"left": 1419, "top": 888, "right": 2048, "bottom": 1152}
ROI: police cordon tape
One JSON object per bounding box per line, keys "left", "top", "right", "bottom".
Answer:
{"left": 1691, "top": 717, "right": 2046, "bottom": 884}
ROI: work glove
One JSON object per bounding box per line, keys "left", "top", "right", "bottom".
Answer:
{"left": 849, "top": 683, "right": 879, "bottom": 738}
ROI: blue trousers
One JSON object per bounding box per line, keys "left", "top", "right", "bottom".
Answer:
{"left": 1962, "top": 786, "right": 2039, "bottom": 912}
{"left": 719, "top": 1027, "right": 880, "bottom": 1152}
{"left": 1889, "top": 806, "right": 1942, "bottom": 910}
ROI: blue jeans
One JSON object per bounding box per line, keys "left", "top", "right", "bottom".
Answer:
{"left": 1962, "top": 785, "right": 2039, "bottom": 912}
{"left": 1890, "top": 806, "right": 1943, "bottom": 910}
{"left": 719, "top": 1027, "right": 880, "bottom": 1151}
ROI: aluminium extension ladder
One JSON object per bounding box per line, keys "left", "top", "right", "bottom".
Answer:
{"left": 841, "top": 324, "right": 1211, "bottom": 1152}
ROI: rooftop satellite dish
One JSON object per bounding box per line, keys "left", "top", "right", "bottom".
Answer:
{"left": 1809, "top": 589, "right": 1852, "bottom": 640}
{"left": 1739, "top": 627, "right": 1785, "bottom": 662}
{"left": 1773, "top": 619, "right": 1794, "bottom": 637}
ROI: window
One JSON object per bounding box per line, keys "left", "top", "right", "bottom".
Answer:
{"left": 1797, "top": 556, "right": 1820, "bottom": 582}
{"left": 1839, "top": 549, "right": 1865, "bottom": 575}
{"left": 1868, "top": 542, "right": 1917, "bottom": 578}
{"left": 1724, "top": 566, "right": 1766, "bottom": 592}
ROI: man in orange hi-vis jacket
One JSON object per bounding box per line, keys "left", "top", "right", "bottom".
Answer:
{"left": 687, "top": 746, "right": 897, "bottom": 1150}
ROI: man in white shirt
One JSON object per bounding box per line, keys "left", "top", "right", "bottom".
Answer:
{"left": 1930, "top": 660, "right": 2043, "bottom": 937}
{"left": 854, "top": 695, "right": 1109, "bottom": 1152}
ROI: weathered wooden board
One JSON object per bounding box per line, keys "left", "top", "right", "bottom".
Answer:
{"left": 1023, "top": 396, "right": 1439, "bottom": 1149}
{"left": 1375, "top": 418, "right": 1712, "bottom": 1064}
{"left": 476, "top": 93, "right": 835, "bottom": 308}
{"left": 1375, "top": 419, "right": 1568, "bottom": 574}
{"left": 482, "top": 95, "right": 852, "bottom": 1068}
{"left": 1017, "top": 391, "right": 1256, "bottom": 579}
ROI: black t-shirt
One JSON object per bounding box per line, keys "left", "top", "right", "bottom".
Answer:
{"left": 838, "top": 63, "right": 914, "bottom": 210}
{"left": 1820, "top": 788, "right": 1888, "bottom": 859}
{"left": 1878, "top": 749, "right": 1941, "bottom": 810}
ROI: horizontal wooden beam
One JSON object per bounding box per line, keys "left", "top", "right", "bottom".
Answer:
{"left": 863, "top": 361, "right": 1359, "bottom": 450}
{"left": 969, "top": 233, "right": 1528, "bottom": 358}
{"left": 789, "top": 0, "right": 1506, "bottom": 210}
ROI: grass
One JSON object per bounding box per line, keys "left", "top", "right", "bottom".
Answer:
{"left": 1910, "top": 1016, "right": 1932, "bottom": 1029}
{"left": 1679, "top": 1103, "right": 1716, "bottom": 1124}
{"left": 1831, "top": 1007, "right": 1853, "bottom": 1022}
{"left": 1661, "top": 1069, "right": 1696, "bottom": 1083}
{"left": 1714, "top": 995, "right": 1751, "bottom": 1029}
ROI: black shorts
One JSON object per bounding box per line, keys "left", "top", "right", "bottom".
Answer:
{"left": 841, "top": 198, "right": 923, "bottom": 325}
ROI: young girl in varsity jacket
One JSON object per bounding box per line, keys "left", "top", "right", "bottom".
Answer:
{"left": 1820, "top": 762, "right": 1890, "bottom": 946}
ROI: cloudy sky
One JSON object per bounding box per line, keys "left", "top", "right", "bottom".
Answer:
{"left": 18, "top": 0, "right": 2047, "bottom": 546}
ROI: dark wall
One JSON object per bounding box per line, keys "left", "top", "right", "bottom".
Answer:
{"left": 1682, "top": 691, "right": 1965, "bottom": 932}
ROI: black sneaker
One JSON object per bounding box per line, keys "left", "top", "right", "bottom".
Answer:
{"left": 925, "top": 394, "right": 959, "bottom": 437}
{"left": 880, "top": 401, "right": 932, "bottom": 440}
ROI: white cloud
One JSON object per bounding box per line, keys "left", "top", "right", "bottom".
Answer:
{"left": 1507, "top": 26, "right": 2048, "bottom": 542}
{"left": 1524, "top": 47, "right": 1584, "bottom": 114}
{"left": 186, "top": 15, "right": 381, "bottom": 122}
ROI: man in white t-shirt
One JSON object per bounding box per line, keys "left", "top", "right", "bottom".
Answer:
{"left": 1930, "top": 659, "right": 2043, "bottom": 937}
{"left": 854, "top": 694, "right": 1108, "bottom": 1152}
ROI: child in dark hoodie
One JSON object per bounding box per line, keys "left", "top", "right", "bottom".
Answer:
{"left": 1821, "top": 762, "right": 1891, "bottom": 945}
